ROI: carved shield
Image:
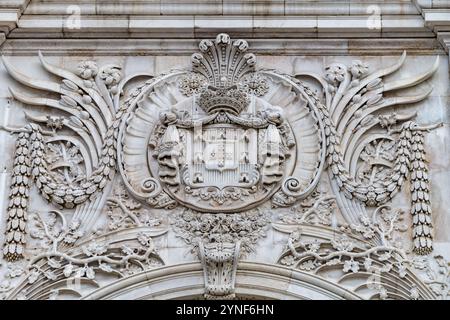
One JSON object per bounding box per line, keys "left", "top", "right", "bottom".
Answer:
{"left": 120, "top": 35, "right": 323, "bottom": 213}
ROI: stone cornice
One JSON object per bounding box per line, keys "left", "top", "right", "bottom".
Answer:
{"left": 414, "top": 0, "right": 450, "bottom": 52}
{"left": 2, "top": 1, "right": 447, "bottom": 52}
{"left": 0, "top": 0, "right": 29, "bottom": 47}
{"left": 23, "top": 1, "right": 420, "bottom": 16}
{"left": 0, "top": 1, "right": 440, "bottom": 40}
{"left": 5, "top": 15, "right": 435, "bottom": 39}
{"left": 0, "top": 37, "right": 443, "bottom": 56}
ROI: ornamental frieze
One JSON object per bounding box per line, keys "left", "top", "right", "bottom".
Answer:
{"left": 0, "top": 33, "right": 447, "bottom": 300}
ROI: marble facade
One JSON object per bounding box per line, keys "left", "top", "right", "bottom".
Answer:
{"left": 0, "top": 0, "right": 449, "bottom": 300}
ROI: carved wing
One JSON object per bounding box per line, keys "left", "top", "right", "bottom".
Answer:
{"left": 296, "top": 53, "right": 439, "bottom": 255}
{"left": 328, "top": 52, "right": 438, "bottom": 172}
{"left": 1, "top": 53, "right": 152, "bottom": 260}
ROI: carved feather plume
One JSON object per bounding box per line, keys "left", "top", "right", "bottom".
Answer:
{"left": 0, "top": 53, "right": 152, "bottom": 260}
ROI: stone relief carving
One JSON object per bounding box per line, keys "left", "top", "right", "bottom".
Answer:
{"left": 276, "top": 227, "right": 421, "bottom": 300}
{"left": 1, "top": 206, "right": 166, "bottom": 300}
{"left": 413, "top": 254, "right": 450, "bottom": 300}
{"left": 0, "top": 33, "right": 445, "bottom": 299}
{"left": 291, "top": 53, "right": 440, "bottom": 255}
{"left": 199, "top": 241, "right": 240, "bottom": 300}
{"left": 172, "top": 208, "right": 270, "bottom": 255}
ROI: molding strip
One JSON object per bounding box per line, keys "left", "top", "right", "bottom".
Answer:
{"left": 0, "top": 38, "right": 443, "bottom": 56}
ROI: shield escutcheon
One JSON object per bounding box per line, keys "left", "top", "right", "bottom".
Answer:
{"left": 183, "top": 124, "right": 260, "bottom": 190}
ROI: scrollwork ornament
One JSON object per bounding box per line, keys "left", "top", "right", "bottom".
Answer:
{"left": 272, "top": 177, "right": 309, "bottom": 207}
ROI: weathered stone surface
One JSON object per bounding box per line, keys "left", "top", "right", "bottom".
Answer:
{"left": 0, "top": 1, "right": 449, "bottom": 301}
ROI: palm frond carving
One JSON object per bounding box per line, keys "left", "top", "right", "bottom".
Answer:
{"left": 294, "top": 53, "right": 440, "bottom": 255}
{"left": 1, "top": 53, "right": 152, "bottom": 261}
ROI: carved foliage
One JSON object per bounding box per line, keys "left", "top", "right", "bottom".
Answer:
{"left": 172, "top": 209, "right": 270, "bottom": 255}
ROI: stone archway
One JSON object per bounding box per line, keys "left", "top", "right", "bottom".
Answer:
{"left": 82, "top": 262, "right": 361, "bottom": 300}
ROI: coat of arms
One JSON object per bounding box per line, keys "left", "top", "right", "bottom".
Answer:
{"left": 143, "top": 34, "right": 310, "bottom": 212}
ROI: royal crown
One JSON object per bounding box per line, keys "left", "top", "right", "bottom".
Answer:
{"left": 198, "top": 85, "right": 249, "bottom": 115}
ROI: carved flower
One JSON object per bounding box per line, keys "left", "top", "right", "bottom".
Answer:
{"left": 343, "top": 259, "right": 360, "bottom": 273}
{"left": 280, "top": 255, "right": 296, "bottom": 266}
{"left": 82, "top": 242, "right": 108, "bottom": 257}
{"left": 182, "top": 210, "right": 195, "bottom": 222}
{"left": 299, "top": 260, "right": 317, "bottom": 271}
{"left": 137, "top": 232, "right": 153, "bottom": 247}
{"left": 199, "top": 221, "right": 211, "bottom": 233}
{"left": 363, "top": 257, "right": 373, "bottom": 271}
{"left": 240, "top": 73, "right": 269, "bottom": 97}
{"left": 45, "top": 116, "right": 64, "bottom": 130}
{"left": 63, "top": 264, "right": 74, "bottom": 277}
{"left": 331, "top": 235, "right": 355, "bottom": 252}
{"left": 325, "top": 64, "right": 345, "bottom": 84}
{"left": 121, "top": 245, "right": 135, "bottom": 256}
{"left": 230, "top": 220, "right": 242, "bottom": 232}
{"left": 306, "top": 240, "right": 321, "bottom": 253}
{"left": 172, "top": 209, "right": 270, "bottom": 255}
{"left": 141, "top": 215, "right": 161, "bottom": 227}
{"left": 350, "top": 60, "right": 369, "bottom": 79}
{"left": 63, "top": 222, "right": 84, "bottom": 244}
{"left": 99, "top": 66, "right": 122, "bottom": 87}
{"left": 351, "top": 223, "right": 375, "bottom": 239}
{"left": 77, "top": 60, "right": 98, "bottom": 79}
{"left": 378, "top": 114, "right": 398, "bottom": 129}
